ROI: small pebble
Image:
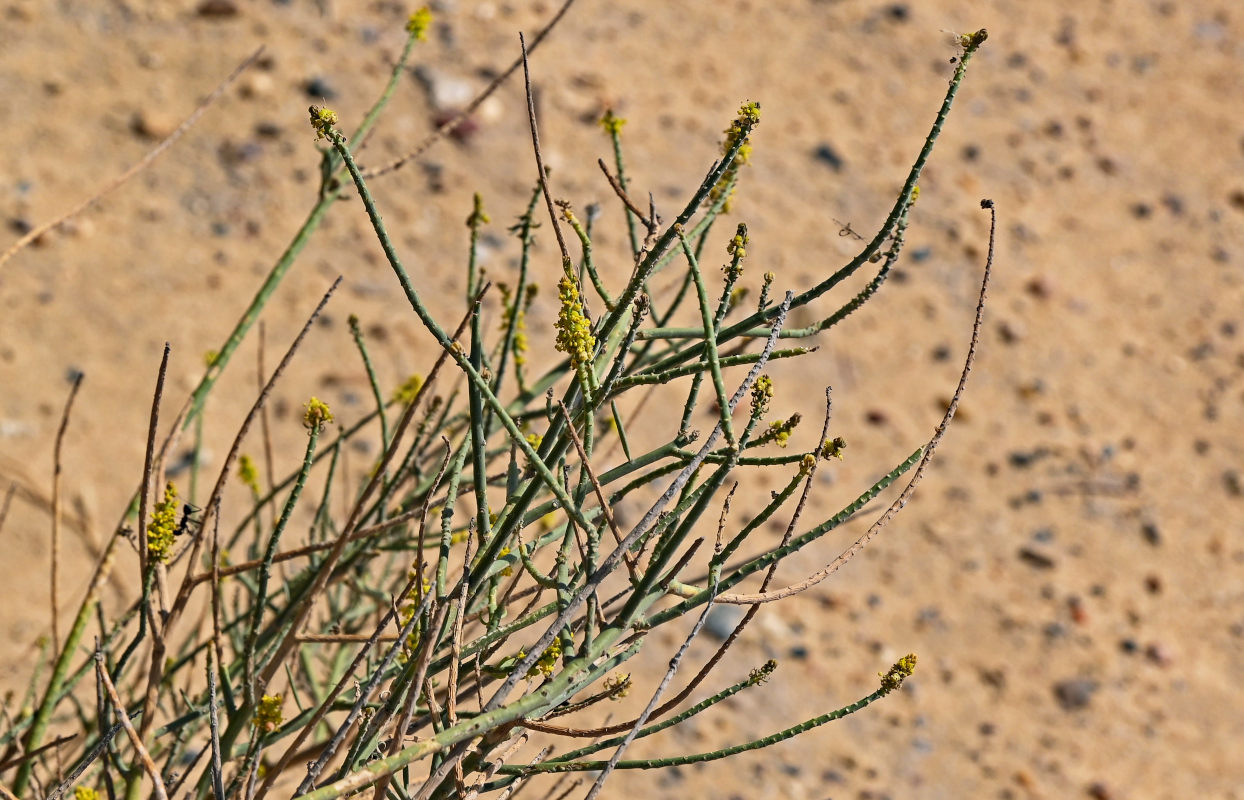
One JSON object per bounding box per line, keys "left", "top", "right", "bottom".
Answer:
{"left": 1068, "top": 596, "right": 1087, "bottom": 625}
{"left": 812, "top": 143, "right": 845, "bottom": 171}
{"left": 1052, "top": 678, "right": 1096, "bottom": 711}
{"left": 1144, "top": 642, "right": 1174, "bottom": 667}
{"left": 196, "top": 0, "right": 239, "bottom": 17}
{"left": 304, "top": 76, "right": 338, "bottom": 100}
{"left": 131, "top": 109, "right": 179, "bottom": 139}
{"left": 884, "top": 4, "right": 909, "bottom": 22}
{"left": 1087, "top": 782, "right": 1113, "bottom": 800}
{"left": 1140, "top": 521, "right": 1161, "bottom": 546}
{"left": 1018, "top": 547, "right": 1056, "bottom": 570}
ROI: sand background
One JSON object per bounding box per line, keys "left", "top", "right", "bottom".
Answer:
{"left": 2, "top": 1, "right": 1243, "bottom": 798}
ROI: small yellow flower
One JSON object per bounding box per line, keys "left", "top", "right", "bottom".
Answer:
{"left": 726, "top": 225, "right": 749, "bottom": 260}
{"left": 203, "top": 350, "right": 219, "bottom": 368}
{"left": 819, "top": 436, "right": 847, "bottom": 460}
{"left": 525, "top": 432, "right": 543, "bottom": 449}
{"left": 309, "top": 105, "right": 338, "bottom": 140}
{"left": 253, "top": 694, "right": 283, "bottom": 732}
{"left": 526, "top": 637, "right": 563, "bottom": 678}
{"left": 598, "top": 109, "right": 627, "bottom": 136}
{"left": 74, "top": 786, "right": 99, "bottom": 800}
{"left": 750, "top": 375, "right": 773, "bottom": 416}
{"left": 604, "top": 672, "right": 631, "bottom": 699}
{"left": 748, "top": 659, "right": 777, "bottom": 685}
{"left": 879, "top": 653, "right": 917, "bottom": 695}
{"left": 466, "top": 192, "right": 490, "bottom": 227}
{"left": 392, "top": 373, "right": 424, "bottom": 405}
{"left": 406, "top": 8, "right": 432, "bottom": 40}
{"left": 303, "top": 397, "right": 334, "bottom": 433}
{"left": 498, "top": 547, "right": 513, "bottom": 577}
{"left": 238, "top": 454, "right": 260, "bottom": 493}
{"left": 909, "top": 184, "right": 921, "bottom": 205}
{"left": 554, "top": 276, "right": 596, "bottom": 370}
{"left": 147, "top": 482, "right": 178, "bottom": 564}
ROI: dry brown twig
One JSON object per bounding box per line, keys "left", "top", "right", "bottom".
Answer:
{"left": 95, "top": 652, "right": 168, "bottom": 800}
{"left": 49, "top": 372, "right": 84, "bottom": 656}
{"left": 0, "top": 48, "right": 264, "bottom": 271}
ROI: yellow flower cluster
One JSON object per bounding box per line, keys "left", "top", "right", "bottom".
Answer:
{"left": 309, "top": 105, "right": 338, "bottom": 140}
{"left": 147, "top": 482, "right": 178, "bottom": 564}
{"left": 392, "top": 373, "right": 424, "bottom": 405}
{"left": 303, "top": 397, "right": 333, "bottom": 433}
{"left": 238, "top": 454, "right": 260, "bottom": 494}
{"left": 498, "top": 284, "right": 534, "bottom": 369}
{"left": 498, "top": 547, "right": 513, "bottom": 577}
{"left": 526, "top": 637, "right": 563, "bottom": 679}
{"left": 397, "top": 598, "right": 425, "bottom": 662}
{"left": 466, "top": 192, "right": 490, "bottom": 227}
{"left": 405, "top": 7, "right": 432, "bottom": 40}
{"left": 879, "top": 653, "right": 918, "bottom": 695}
{"left": 748, "top": 659, "right": 778, "bottom": 685}
{"left": 74, "top": 786, "right": 99, "bottom": 800}
{"left": 750, "top": 375, "right": 773, "bottom": 417}
{"left": 598, "top": 109, "right": 627, "bottom": 136}
{"left": 711, "top": 101, "right": 761, "bottom": 212}
{"left": 767, "top": 414, "right": 800, "bottom": 448}
{"left": 604, "top": 672, "right": 632, "bottom": 699}
{"left": 726, "top": 224, "right": 749, "bottom": 261}
{"left": 253, "top": 694, "right": 283, "bottom": 732}
{"left": 722, "top": 100, "right": 761, "bottom": 166}
{"left": 819, "top": 436, "right": 847, "bottom": 460}
{"left": 554, "top": 276, "right": 595, "bottom": 369}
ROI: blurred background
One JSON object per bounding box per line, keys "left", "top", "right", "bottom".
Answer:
{"left": 1, "top": 1, "right": 1242, "bottom": 797}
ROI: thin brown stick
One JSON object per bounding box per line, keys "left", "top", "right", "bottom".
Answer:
{"left": 95, "top": 652, "right": 168, "bottom": 800}
{"left": 556, "top": 403, "right": 637, "bottom": 580}
{"left": 519, "top": 32, "right": 571, "bottom": 269}
{"left": 49, "top": 372, "right": 84, "bottom": 654}
{"left": 136, "top": 345, "right": 170, "bottom": 586}
{"left": 293, "top": 633, "right": 401, "bottom": 644}
{"left": 0, "top": 733, "right": 77, "bottom": 772}
{"left": 597, "top": 159, "right": 655, "bottom": 232}
{"left": 708, "top": 200, "right": 996, "bottom": 606}
{"left": 0, "top": 481, "right": 19, "bottom": 539}
{"left": 0, "top": 48, "right": 263, "bottom": 271}
{"left": 360, "top": 0, "right": 579, "bottom": 179}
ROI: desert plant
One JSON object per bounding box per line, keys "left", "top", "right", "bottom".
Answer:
{"left": 1, "top": 10, "right": 994, "bottom": 800}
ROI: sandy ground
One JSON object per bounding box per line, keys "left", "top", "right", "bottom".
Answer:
{"left": 2, "top": 1, "right": 1243, "bottom": 798}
